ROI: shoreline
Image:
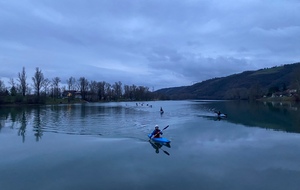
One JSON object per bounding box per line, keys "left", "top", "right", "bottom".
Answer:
{"left": 257, "top": 96, "right": 299, "bottom": 103}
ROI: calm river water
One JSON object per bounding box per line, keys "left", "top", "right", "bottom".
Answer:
{"left": 1, "top": 100, "right": 300, "bottom": 190}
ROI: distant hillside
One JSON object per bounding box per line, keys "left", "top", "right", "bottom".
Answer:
{"left": 155, "top": 62, "right": 300, "bottom": 100}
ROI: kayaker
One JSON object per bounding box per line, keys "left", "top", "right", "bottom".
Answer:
{"left": 160, "top": 107, "right": 164, "bottom": 112}
{"left": 215, "top": 110, "right": 227, "bottom": 118}
{"left": 150, "top": 125, "right": 163, "bottom": 138}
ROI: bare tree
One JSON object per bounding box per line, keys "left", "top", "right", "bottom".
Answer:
{"left": 135, "top": 86, "right": 150, "bottom": 101}
{"left": 61, "top": 86, "right": 66, "bottom": 95}
{"left": 52, "top": 77, "right": 61, "bottom": 98}
{"left": 66, "top": 77, "right": 76, "bottom": 91}
{"left": 123, "top": 84, "right": 130, "bottom": 100}
{"left": 112, "top": 81, "right": 123, "bottom": 99}
{"left": 78, "top": 77, "right": 89, "bottom": 100}
{"left": 32, "top": 67, "right": 45, "bottom": 97}
{"left": 42, "top": 78, "right": 51, "bottom": 96}
{"left": 89, "top": 80, "right": 98, "bottom": 101}
{"left": 0, "top": 79, "right": 6, "bottom": 95}
{"left": 9, "top": 78, "right": 15, "bottom": 87}
{"left": 105, "top": 83, "right": 112, "bottom": 101}
{"left": 97, "top": 81, "right": 106, "bottom": 100}
{"left": 18, "top": 67, "right": 27, "bottom": 96}
{"left": 9, "top": 78, "right": 17, "bottom": 96}
{"left": 130, "top": 85, "right": 137, "bottom": 100}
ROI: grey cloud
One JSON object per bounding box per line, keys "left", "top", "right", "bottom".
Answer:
{"left": 146, "top": 46, "right": 250, "bottom": 83}
{"left": 0, "top": 0, "right": 299, "bottom": 89}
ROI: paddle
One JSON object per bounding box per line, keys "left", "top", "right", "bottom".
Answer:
{"left": 159, "top": 145, "right": 170, "bottom": 156}
{"left": 150, "top": 125, "right": 169, "bottom": 138}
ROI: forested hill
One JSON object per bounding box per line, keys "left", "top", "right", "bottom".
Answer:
{"left": 155, "top": 62, "right": 300, "bottom": 100}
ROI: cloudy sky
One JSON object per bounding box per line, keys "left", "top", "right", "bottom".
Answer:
{"left": 0, "top": 0, "right": 299, "bottom": 90}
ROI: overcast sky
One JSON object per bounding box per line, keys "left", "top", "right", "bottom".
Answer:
{"left": 1, "top": 0, "right": 299, "bottom": 90}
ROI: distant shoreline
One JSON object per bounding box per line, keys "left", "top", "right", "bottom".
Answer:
{"left": 1, "top": 97, "right": 299, "bottom": 107}
{"left": 257, "top": 96, "right": 299, "bottom": 102}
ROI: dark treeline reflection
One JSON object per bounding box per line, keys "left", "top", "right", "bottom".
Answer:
{"left": 200, "top": 100, "right": 300, "bottom": 133}
{"left": 0, "top": 104, "right": 130, "bottom": 143}
{"left": 2, "top": 100, "right": 300, "bottom": 143}
{"left": 33, "top": 107, "right": 43, "bottom": 142}
{"left": 0, "top": 106, "right": 44, "bottom": 142}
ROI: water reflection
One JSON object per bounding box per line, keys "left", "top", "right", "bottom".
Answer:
{"left": 0, "top": 111, "right": 8, "bottom": 132}
{"left": 197, "top": 100, "right": 300, "bottom": 133}
{"left": 17, "top": 110, "right": 26, "bottom": 143}
{"left": 33, "top": 107, "right": 43, "bottom": 142}
{"left": 198, "top": 113, "right": 228, "bottom": 121}
{"left": 1, "top": 100, "right": 300, "bottom": 143}
{"left": 0, "top": 103, "right": 158, "bottom": 142}
{"left": 148, "top": 140, "right": 171, "bottom": 156}
{"left": 1, "top": 101, "right": 300, "bottom": 190}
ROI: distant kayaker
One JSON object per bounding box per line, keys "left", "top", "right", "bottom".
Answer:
{"left": 215, "top": 110, "right": 227, "bottom": 118}
{"left": 150, "top": 125, "right": 163, "bottom": 138}
{"left": 160, "top": 107, "right": 164, "bottom": 114}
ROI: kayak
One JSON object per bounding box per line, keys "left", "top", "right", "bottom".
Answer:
{"left": 148, "top": 134, "right": 171, "bottom": 143}
{"left": 217, "top": 113, "right": 227, "bottom": 118}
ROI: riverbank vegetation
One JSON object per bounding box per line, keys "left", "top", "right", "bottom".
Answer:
{"left": 1, "top": 62, "right": 300, "bottom": 105}
{"left": 0, "top": 67, "right": 156, "bottom": 105}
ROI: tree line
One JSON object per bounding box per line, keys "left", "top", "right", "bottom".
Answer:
{"left": 0, "top": 67, "right": 156, "bottom": 104}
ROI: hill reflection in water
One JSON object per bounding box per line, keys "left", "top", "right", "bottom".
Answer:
{"left": 196, "top": 100, "right": 300, "bottom": 134}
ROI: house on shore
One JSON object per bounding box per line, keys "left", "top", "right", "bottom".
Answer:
{"left": 62, "top": 90, "right": 82, "bottom": 99}
{"left": 271, "top": 89, "right": 297, "bottom": 97}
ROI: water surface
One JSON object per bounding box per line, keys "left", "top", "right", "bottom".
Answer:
{"left": 1, "top": 100, "right": 300, "bottom": 190}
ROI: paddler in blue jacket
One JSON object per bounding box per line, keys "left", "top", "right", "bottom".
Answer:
{"left": 150, "top": 125, "right": 163, "bottom": 138}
